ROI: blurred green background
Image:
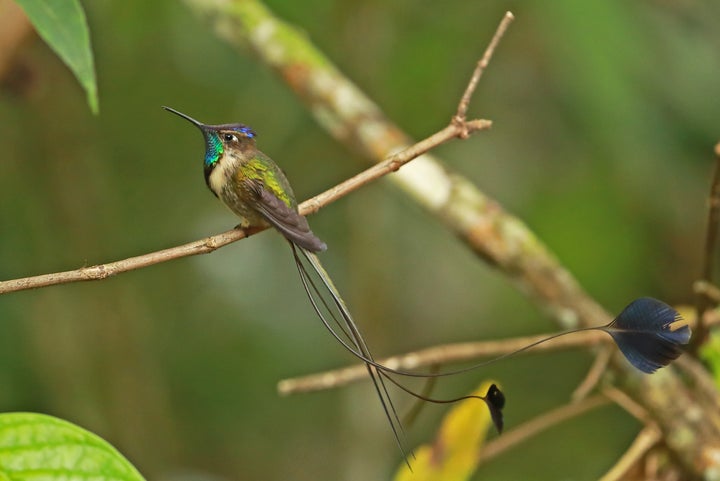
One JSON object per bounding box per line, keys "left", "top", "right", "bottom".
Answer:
{"left": 1, "top": 0, "right": 718, "bottom": 479}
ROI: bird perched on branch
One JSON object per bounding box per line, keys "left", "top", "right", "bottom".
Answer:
{"left": 163, "top": 106, "right": 509, "bottom": 463}
{"left": 163, "top": 106, "right": 690, "bottom": 463}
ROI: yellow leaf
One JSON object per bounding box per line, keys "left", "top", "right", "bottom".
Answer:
{"left": 393, "top": 380, "right": 499, "bottom": 481}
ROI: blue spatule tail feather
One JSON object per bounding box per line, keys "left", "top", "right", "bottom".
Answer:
{"left": 604, "top": 297, "right": 691, "bottom": 373}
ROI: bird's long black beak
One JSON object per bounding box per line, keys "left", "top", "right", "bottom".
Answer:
{"left": 162, "top": 106, "right": 206, "bottom": 129}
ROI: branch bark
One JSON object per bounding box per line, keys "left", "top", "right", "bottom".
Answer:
{"left": 693, "top": 141, "right": 720, "bottom": 349}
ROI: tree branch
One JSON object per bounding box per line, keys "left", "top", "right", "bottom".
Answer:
{"left": 278, "top": 329, "right": 608, "bottom": 395}
{"left": 453, "top": 11, "right": 514, "bottom": 136}
{"left": 571, "top": 345, "right": 612, "bottom": 401}
{"left": 598, "top": 426, "right": 662, "bottom": 481}
{"left": 692, "top": 141, "right": 720, "bottom": 349}
{"left": 0, "top": 119, "right": 490, "bottom": 295}
{"left": 478, "top": 394, "right": 611, "bottom": 463}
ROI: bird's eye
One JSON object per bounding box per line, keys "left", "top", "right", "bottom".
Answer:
{"left": 224, "top": 133, "right": 238, "bottom": 142}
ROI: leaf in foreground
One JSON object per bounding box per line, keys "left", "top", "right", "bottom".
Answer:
{"left": 0, "top": 412, "right": 144, "bottom": 481}
{"left": 14, "top": 0, "right": 99, "bottom": 114}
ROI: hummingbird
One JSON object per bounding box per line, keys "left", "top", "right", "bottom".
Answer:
{"left": 162, "top": 106, "right": 690, "bottom": 460}
{"left": 162, "top": 106, "right": 508, "bottom": 463}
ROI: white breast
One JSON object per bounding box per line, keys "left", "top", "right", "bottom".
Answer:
{"left": 207, "top": 155, "right": 238, "bottom": 197}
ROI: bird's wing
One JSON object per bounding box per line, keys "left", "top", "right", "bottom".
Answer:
{"left": 244, "top": 178, "right": 327, "bottom": 252}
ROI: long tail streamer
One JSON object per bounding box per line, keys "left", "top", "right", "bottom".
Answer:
{"left": 291, "top": 244, "right": 508, "bottom": 464}
{"left": 290, "top": 242, "right": 690, "bottom": 463}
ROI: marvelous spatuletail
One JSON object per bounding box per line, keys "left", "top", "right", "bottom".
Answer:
{"left": 162, "top": 106, "right": 689, "bottom": 459}
{"left": 162, "top": 106, "right": 505, "bottom": 462}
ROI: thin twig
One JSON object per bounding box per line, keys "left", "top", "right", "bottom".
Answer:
{"left": 694, "top": 280, "right": 720, "bottom": 303}
{"left": 572, "top": 345, "right": 612, "bottom": 401}
{"left": 0, "top": 120, "right": 491, "bottom": 295}
{"left": 598, "top": 386, "right": 665, "bottom": 481}
{"left": 301, "top": 120, "right": 491, "bottom": 216}
{"left": 598, "top": 425, "right": 662, "bottom": 481}
{"left": 693, "top": 141, "right": 720, "bottom": 349}
{"left": 454, "top": 11, "right": 514, "bottom": 132}
{"left": 478, "top": 394, "right": 610, "bottom": 463}
{"left": 602, "top": 385, "right": 652, "bottom": 425}
{"left": 278, "top": 329, "right": 608, "bottom": 395}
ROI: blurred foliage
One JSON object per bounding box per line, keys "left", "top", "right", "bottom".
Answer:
{"left": 0, "top": 0, "right": 718, "bottom": 480}
{"left": 701, "top": 331, "right": 720, "bottom": 388}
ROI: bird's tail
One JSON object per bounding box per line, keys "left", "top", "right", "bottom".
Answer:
{"left": 289, "top": 243, "right": 690, "bottom": 459}
{"left": 290, "top": 243, "right": 508, "bottom": 464}
{"left": 290, "top": 243, "right": 412, "bottom": 463}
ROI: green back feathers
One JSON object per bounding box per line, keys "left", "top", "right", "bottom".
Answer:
{"left": 240, "top": 151, "right": 298, "bottom": 210}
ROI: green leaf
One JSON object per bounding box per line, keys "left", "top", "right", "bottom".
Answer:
{"left": 14, "top": 0, "right": 99, "bottom": 114}
{"left": 700, "top": 330, "right": 720, "bottom": 388}
{"left": 0, "top": 413, "right": 145, "bottom": 481}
